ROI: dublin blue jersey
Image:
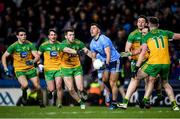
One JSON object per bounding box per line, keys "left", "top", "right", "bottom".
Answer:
{"left": 96, "top": 53, "right": 106, "bottom": 62}
{"left": 90, "top": 34, "right": 120, "bottom": 62}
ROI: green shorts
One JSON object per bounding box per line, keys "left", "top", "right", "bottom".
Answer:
{"left": 44, "top": 70, "right": 62, "bottom": 81}
{"left": 61, "top": 66, "right": 83, "bottom": 77}
{"left": 141, "top": 63, "right": 170, "bottom": 80}
{"left": 131, "top": 60, "right": 146, "bottom": 72}
{"left": 15, "top": 68, "right": 37, "bottom": 79}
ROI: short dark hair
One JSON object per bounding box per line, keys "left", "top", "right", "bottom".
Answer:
{"left": 143, "top": 26, "right": 150, "bottom": 32}
{"left": 48, "top": 29, "right": 57, "bottom": 35}
{"left": 138, "top": 15, "right": 148, "bottom": 23}
{"left": 64, "top": 27, "right": 75, "bottom": 35}
{"left": 148, "top": 17, "right": 159, "bottom": 25}
{"left": 16, "top": 27, "right": 26, "bottom": 35}
{"left": 90, "top": 23, "right": 101, "bottom": 29}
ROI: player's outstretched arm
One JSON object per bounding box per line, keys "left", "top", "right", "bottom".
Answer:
{"left": 63, "top": 47, "right": 77, "bottom": 54}
{"left": 120, "top": 52, "right": 132, "bottom": 57}
{"left": 81, "top": 47, "right": 95, "bottom": 60}
{"left": 173, "top": 33, "right": 180, "bottom": 40}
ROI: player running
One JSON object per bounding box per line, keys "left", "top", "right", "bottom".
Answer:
{"left": 38, "top": 29, "right": 77, "bottom": 108}
{"left": 60, "top": 27, "right": 94, "bottom": 109}
{"left": 1, "top": 27, "right": 44, "bottom": 107}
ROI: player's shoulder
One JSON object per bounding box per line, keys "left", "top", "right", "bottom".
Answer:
{"left": 61, "top": 40, "right": 67, "bottom": 43}
{"left": 99, "top": 34, "right": 110, "bottom": 42}
{"left": 8, "top": 41, "right": 18, "bottom": 49}
{"left": 56, "top": 41, "right": 61, "bottom": 44}
{"left": 74, "top": 39, "right": 83, "bottom": 44}
{"left": 129, "top": 29, "right": 139, "bottom": 36}
{"left": 41, "top": 41, "right": 49, "bottom": 46}
{"left": 25, "top": 40, "right": 34, "bottom": 45}
{"left": 10, "top": 41, "right": 18, "bottom": 46}
{"left": 143, "top": 32, "right": 153, "bottom": 41}
{"left": 158, "top": 29, "right": 170, "bottom": 35}
{"left": 100, "top": 34, "right": 108, "bottom": 39}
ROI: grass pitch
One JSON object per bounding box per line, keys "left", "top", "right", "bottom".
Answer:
{"left": 0, "top": 106, "right": 179, "bottom": 118}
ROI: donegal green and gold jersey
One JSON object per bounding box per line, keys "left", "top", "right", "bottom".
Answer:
{"left": 142, "top": 29, "right": 173, "bottom": 64}
{"left": 127, "top": 29, "right": 143, "bottom": 60}
{"left": 7, "top": 40, "right": 36, "bottom": 71}
{"left": 61, "top": 39, "right": 85, "bottom": 68}
{"left": 39, "top": 41, "right": 64, "bottom": 71}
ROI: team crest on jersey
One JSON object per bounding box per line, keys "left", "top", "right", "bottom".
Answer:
{"left": 50, "top": 51, "right": 58, "bottom": 57}
{"left": 20, "top": 52, "right": 28, "bottom": 58}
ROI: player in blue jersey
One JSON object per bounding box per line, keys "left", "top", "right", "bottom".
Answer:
{"left": 90, "top": 23, "right": 121, "bottom": 109}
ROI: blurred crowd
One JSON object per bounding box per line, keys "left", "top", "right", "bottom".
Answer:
{"left": 0, "top": 0, "right": 179, "bottom": 80}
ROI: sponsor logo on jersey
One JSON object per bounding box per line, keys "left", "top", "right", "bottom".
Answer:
{"left": 50, "top": 51, "right": 58, "bottom": 57}
{"left": 20, "top": 52, "right": 28, "bottom": 58}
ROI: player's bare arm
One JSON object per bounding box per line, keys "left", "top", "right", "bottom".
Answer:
{"left": 136, "top": 44, "right": 148, "bottom": 67}
{"left": 31, "top": 51, "right": 40, "bottom": 64}
{"left": 120, "top": 48, "right": 141, "bottom": 57}
{"left": 173, "top": 33, "right": 180, "bottom": 40}
{"left": 63, "top": 47, "right": 77, "bottom": 54}
{"left": 132, "top": 47, "right": 142, "bottom": 56}
{"left": 104, "top": 47, "right": 111, "bottom": 65}
{"left": 1, "top": 51, "right": 10, "bottom": 71}
{"left": 37, "top": 51, "right": 42, "bottom": 56}
{"left": 125, "top": 42, "right": 133, "bottom": 59}
{"left": 82, "top": 47, "right": 95, "bottom": 60}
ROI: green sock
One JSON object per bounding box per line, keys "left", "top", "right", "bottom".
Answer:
{"left": 143, "top": 97, "right": 149, "bottom": 103}
{"left": 171, "top": 100, "right": 177, "bottom": 108}
{"left": 78, "top": 99, "right": 84, "bottom": 105}
{"left": 123, "top": 98, "right": 129, "bottom": 104}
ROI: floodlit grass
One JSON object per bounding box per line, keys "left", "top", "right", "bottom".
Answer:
{"left": 0, "top": 106, "right": 179, "bottom": 118}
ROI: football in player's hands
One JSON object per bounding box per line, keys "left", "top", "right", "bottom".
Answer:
{"left": 93, "top": 59, "right": 104, "bottom": 70}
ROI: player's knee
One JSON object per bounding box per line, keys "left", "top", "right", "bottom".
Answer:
{"left": 77, "top": 86, "right": 83, "bottom": 91}
{"left": 162, "top": 81, "right": 169, "bottom": 88}
{"left": 21, "top": 83, "right": 28, "bottom": 89}
{"left": 56, "top": 84, "right": 62, "bottom": 91}
{"left": 110, "top": 79, "right": 116, "bottom": 85}
{"left": 149, "top": 79, "right": 155, "bottom": 84}
{"left": 34, "top": 84, "right": 41, "bottom": 90}
{"left": 102, "top": 76, "right": 108, "bottom": 82}
{"left": 48, "top": 88, "right": 55, "bottom": 92}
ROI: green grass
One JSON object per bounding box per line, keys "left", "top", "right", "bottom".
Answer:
{"left": 0, "top": 106, "right": 179, "bottom": 118}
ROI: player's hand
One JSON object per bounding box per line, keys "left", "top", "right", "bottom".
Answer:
{"left": 101, "top": 63, "right": 110, "bottom": 69}
{"left": 131, "top": 66, "right": 139, "bottom": 77}
{"left": 4, "top": 69, "right": 12, "bottom": 77}
{"left": 38, "top": 64, "right": 44, "bottom": 72}
{"left": 77, "top": 49, "right": 84, "bottom": 56}
{"left": 120, "top": 52, "right": 132, "bottom": 57}
{"left": 105, "top": 63, "right": 110, "bottom": 69}
{"left": 26, "top": 60, "right": 34, "bottom": 66}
